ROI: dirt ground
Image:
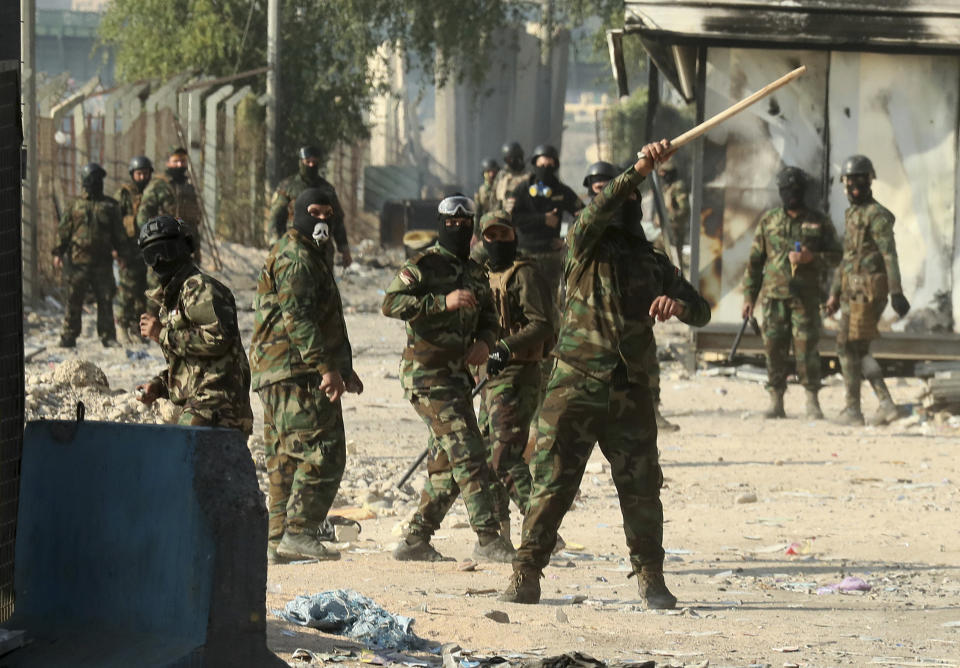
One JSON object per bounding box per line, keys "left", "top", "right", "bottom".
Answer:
{"left": 23, "top": 241, "right": 960, "bottom": 668}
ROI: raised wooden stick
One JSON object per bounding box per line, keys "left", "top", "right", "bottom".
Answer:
{"left": 670, "top": 65, "right": 806, "bottom": 150}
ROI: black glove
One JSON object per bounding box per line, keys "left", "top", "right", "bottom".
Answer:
{"left": 486, "top": 344, "right": 510, "bottom": 377}
{"left": 890, "top": 293, "right": 910, "bottom": 318}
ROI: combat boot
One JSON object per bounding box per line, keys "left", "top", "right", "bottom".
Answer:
{"left": 764, "top": 389, "right": 786, "bottom": 419}
{"left": 633, "top": 567, "right": 677, "bottom": 610}
{"left": 267, "top": 541, "right": 291, "bottom": 565}
{"left": 868, "top": 379, "right": 899, "bottom": 426}
{"left": 473, "top": 532, "right": 516, "bottom": 563}
{"left": 393, "top": 534, "right": 453, "bottom": 562}
{"left": 276, "top": 529, "right": 341, "bottom": 561}
{"left": 805, "top": 389, "right": 824, "bottom": 420}
{"left": 498, "top": 564, "right": 542, "bottom": 604}
{"left": 654, "top": 403, "right": 680, "bottom": 432}
{"left": 58, "top": 336, "right": 76, "bottom": 348}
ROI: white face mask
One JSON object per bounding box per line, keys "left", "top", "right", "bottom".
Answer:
{"left": 312, "top": 221, "right": 330, "bottom": 243}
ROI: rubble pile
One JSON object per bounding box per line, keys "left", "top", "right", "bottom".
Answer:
{"left": 916, "top": 361, "right": 960, "bottom": 415}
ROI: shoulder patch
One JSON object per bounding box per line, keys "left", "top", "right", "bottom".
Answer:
{"left": 399, "top": 268, "right": 418, "bottom": 286}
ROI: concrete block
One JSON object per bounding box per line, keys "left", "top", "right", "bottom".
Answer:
{"left": 2, "top": 421, "right": 284, "bottom": 667}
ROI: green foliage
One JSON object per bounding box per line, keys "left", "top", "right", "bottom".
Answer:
{"left": 99, "top": 0, "right": 629, "bottom": 173}
{"left": 603, "top": 86, "right": 693, "bottom": 166}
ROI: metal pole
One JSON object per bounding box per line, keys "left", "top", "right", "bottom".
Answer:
{"left": 21, "top": 0, "right": 38, "bottom": 306}
{"left": 265, "top": 0, "right": 278, "bottom": 189}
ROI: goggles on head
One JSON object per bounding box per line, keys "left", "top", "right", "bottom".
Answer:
{"left": 438, "top": 195, "right": 476, "bottom": 219}
{"left": 141, "top": 239, "right": 187, "bottom": 268}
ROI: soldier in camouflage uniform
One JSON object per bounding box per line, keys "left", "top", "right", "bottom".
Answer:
{"left": 493, "top": 142, "right": 529, "bottom": 212}
{"left": 476, "top": 210, "right": 554, "bottom": 541}
{"left": 656, "top": 159, "right": 690, "bottom": 255}
{"left": 135, "top": 216, "right": 253, "bottom": 434}
{"left": 499, "top": 141, "right": 712, "bottom": 609}
{"left": 265, "top": 145, "right": 351, "bottom": 271}
{"left": 137, "top": 147, "right": 204, "bottom": 314}
{"left": 113, "top": 155, "right": 153, "bottom": 343}
{"left": 473, "top": 157, "right": 500, "bottom": 238}
{"left": 742, "top": 166, "right": 842, "bottom": 420}
{"left": 250, "top": 188, "right": 363, "bottom": 563}
{"left": 382, "top": 195, "right": 516, "bottom": 563}
{"left": 53, "top": 162, "right": 126, "bottom": 348}
{"left": 825, "top": 155, "right": 910, "bottom": 426}
{"left": 584, "top": 161, "right": 680, "bottom": 432}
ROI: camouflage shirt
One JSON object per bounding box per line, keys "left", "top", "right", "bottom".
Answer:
{"left": 484, "top": 256, "right": 554, "bottom": 361}
{"left": 266, "top": 172, "right": 348, "bottom": 249}
{"left": 249, "top": 228, "right": 353, "bottom": 391}
{"left": 493, "top": 167, "right": 530, "bottom": 212}
{"left": 555, "top": 166, "right": 711, "bottom": 383}
{"left": 147, "top": 264, "right": 253, "bottom": 432}
{"left": 474, "top": 180, "right": 498, "bottom": 225}
{"left": 136, "top": 174, "right": 201, "bottom": 231}
{"left": 382, "top": 243, "right": 499, "bottom": 394}
{"left": 743, "top": 206, "right": 841, "bottom": 302}
{"left": 830, "top": 198, "right": 902, "bottom": 299}
{"left": 56, "top": 191, "right": 125, "bottom": 265}
{"left": 114, "top": 182, "right": 144, "bottom": 248}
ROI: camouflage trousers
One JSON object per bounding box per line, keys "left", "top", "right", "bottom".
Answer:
{"left": 643, "top": 336, "right": 662, "bottom": 403}
{"left": 761, "top": 296, "right": 822, "bottom": 391}
{"left": 61, "top": 261, "right": 116, "bottom": 343}
{"left": 837, "top": 296, "right": 888, "bottom": 396}
{"left": 516, "top": 359, "right": 664, "bottom": 573}
{"left": 173, "top": 405, "right": 254, "bottom": 434}
{"left": 259, "top": 377, "right": 346, "bottom": 542}
{"left": 407, "top": 387, "right": 500, "bottom": 538}
{"left": 480, "top": 362, "right": 541, "bottom": 523}
{"left": 115, "top": 254, "right": 147, "bottom": 332}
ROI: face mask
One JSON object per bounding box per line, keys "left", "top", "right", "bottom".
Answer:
{"left": 142, "top": 239, "right": 189, "bottom": 284}
{"left": 506, "top": 157, "right": 524, "bottom": 172}
{"left": 779, "top": 186, "right": 804, "bottom": 210}
{"left": 534, "top": 165, "right": 556, "bottom": 185}
{"left": 311, "top": 220, "right": 330, "bottom": 243}
{"left": 617, "top": 199, "right": 646, "bottom": 239}
{"left": 483, "top": 238, "right": 517, "bottom": 271}
{"left": 845, "top": 175, "right": 871, "bottom": 204}
{"left": 166, "top": 166, "right": 187, "bottom": 183}
{"left": 82, "top": 175, "right": 104, "bottom": 198}
{"left": 292, "top": 188, "right": 334, "bottom": 245}
{"left": 299, "top": 161, "right": 320, "bottom": 181}
{"left": 133, "top": 175, "right": 151, "bottom": 193}
{"left": 437, "top": 222, "right": 473, "bottom": 259}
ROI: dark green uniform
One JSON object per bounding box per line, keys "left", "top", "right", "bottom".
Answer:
{"left": 516, "top": 166, "right": 711, "bottom": 575}
{"left": 114, "top": 182, "right": 148, "bottom": 335}
{"left": 830, "top": 199, "right": 902, "bottom": 411}
{"left": 381, "top": 243, "right": 502, "bottom": 539}
{"left": 146, "top": 264, "right": 253, "bottom": 432}
{"left": 55, "top": 192, "right": 126, "bottom": 344}
{"left": 250, "top": 228, "right": 353, "bottom": 544}
{"left": 266, "top": 170, "right": 348, "bottom": 269}
{"left": 744, "top": 207, "right": 841, "bottom": 391}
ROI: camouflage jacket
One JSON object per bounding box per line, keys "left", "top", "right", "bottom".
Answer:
{"left": 114, "top": 182, "right": 144, "bottom": 244}
{"left": 555, "top": 166, "right": 711, "bottom": 383}
{"left": 493, "top": 167, "right": 530, "bottom": 211}
{"left": 485, "top": 256, "right": 554, "bottom": 362}
{"left": 830, "top": 199, "right": 902, "bottom": 300}
{"left": 249, "top": 228, "right": 353, "bottom": 391}
{"left": 266, "top": 172, "right": 347, "bottom": 249}
{"left": 136, "top": 174, "right": 201, "bottom": 230}
{"left": 510, "top": 175, "right": 585, "bottom": 252}
{"left": 661, "top": 180, "right": 690, "bottom": 231}
{"left": 474, "top": 181, "right": 498, "bottom": 227}
{"left": 147, "top": 263, "right": 253, "bottom": 432}
{"left": 55, "top": 191, "right": 125, "bottom": 265}
{"left": 382, "top": 243, "right": 499, "bottom": 394}
{"left": 743, "top": 206, "right": 841, "bottom": 302}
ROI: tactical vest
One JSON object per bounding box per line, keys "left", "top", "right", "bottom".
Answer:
{"left": 119, "top": 182, "right": 143, "bottom": 239}
{"left": 154, "top": 174, "right": 202, "bottom": 228}
{"left": 488, "top": 260, "right": 545, "bottom": 362}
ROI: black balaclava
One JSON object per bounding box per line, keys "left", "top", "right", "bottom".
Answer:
{"left": 845, "top": 174, "right": 872, "bottom": 205}
{"left": 166, "top": 164, "right": 187, "bottom": 184}
{"left": 292, "top": 188, "right": 333, "bottom": 245}
{"left": 299, "top": 160, "right": 320, "bottom": 182}
{"left": 438, "top": 219, "right": 473, "bottom": 259}
{"left": 483, "top": 233, "right": 517, "bottom": 271}
{"left": 779, "top": 184, "right": 805, "bottom": 210}
{"left": 82, "top": 173, "right": 104, "bottom": 198}
{"left": 658, "top": 166, "right": 678, "bottom": 186}
{"left": 133, "top": 172, "right": 152, "bottom": 193}
{"left": 533, "top": 164, "right": 558, "bottom": 186}
{"left": 506, "top": 156, "right": 524, "bottom": 172}
{"left": 616, "top": 196, "right": 647, "bottom": 239}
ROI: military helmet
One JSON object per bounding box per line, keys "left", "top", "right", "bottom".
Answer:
{"left": 501, "top": 141, "right": 523, "bottom": 162}
{"left": 437, "top": 194, "right": 476, "bottom": 221}
{"left": 298, "top": 145, "right": 322, "bottom": 160}
{"left": 128, "top": 155, "right": 153, "bottom": 176}
{"left": 841, "top": 154, "right": 875, "bottom": 179}
{"left": 479, "top": 210, "right": 512, "bottom": 234}
{"left": 481, "top": 157, "right": 500, "bottom": 172}
{"left": 776, "top": 166, "right": 807, "bottom": 190}
{"left": 530, "top": 144, "right": 560, "bottom": 166}
{"left": 80, "top": 162, "right": 106, "bottom": 180}
{"left": 138, "top": 215, "right": 194, "bottom": 253}
{"left": 582, "top": 161, "right": 618, "bottom": 188}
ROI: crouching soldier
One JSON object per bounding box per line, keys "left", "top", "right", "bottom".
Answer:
{"left": 135, "top": 215, "right": 253, "bottom": 433}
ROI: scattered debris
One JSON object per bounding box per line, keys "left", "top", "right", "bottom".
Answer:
{"left": 816, "top": 576, "right": 871, "bottom": 595}
{"left": 483, "top": 610, "right": 510, "bottom": 624}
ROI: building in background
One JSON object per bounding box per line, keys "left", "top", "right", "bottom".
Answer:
{"left": 36, "top": 0, "right": 113, "bottom": 86}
